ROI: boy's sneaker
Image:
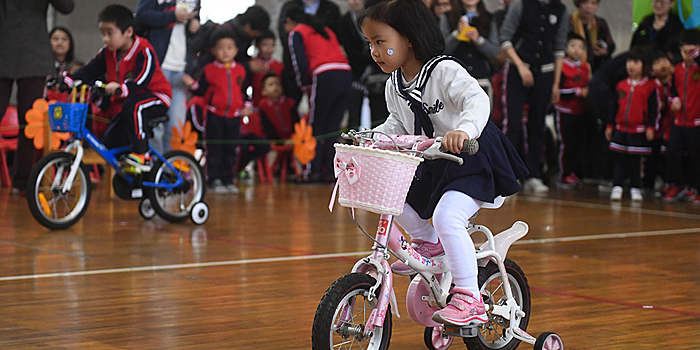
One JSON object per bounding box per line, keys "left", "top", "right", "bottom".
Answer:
{"left": 522, "top": 178, "right": 549, "bottom": 193}
{"left": 124, "top": 153, "right": 152, "bottom": 173}
{"left": 630, "top": 187, "right": 643, "bottom": 202}
{"left": 390, "top": 239, "right": 444, "bottom": 275}
{"left": 432, "top": 288, "right": 488, "bottom": 326}
{"left": 610, "top": 186, "right": 623, "bottom": 201}
{"left": 663, "top": 184, "right": 686, "bottom": 202}
{"left": 559, "top": 173, "right": 580, "bottom": 189}
{"left": 211, "top": 179, "right": 229, "bottom": 194}
{"left": 680, "top": 188, "right": 697, "bottom": 202}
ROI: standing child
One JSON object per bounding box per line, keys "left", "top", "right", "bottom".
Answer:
{"left": 257, "top": 72, "right": 299, "bottom": 140}
{"left": 65, "top": 4, "right": 172, "bottom": 173}
{"left": 359, "top": 0, "right": 528, "bottom": 326}
{"left": 182, "top": 29, "right": 269, "bottom": 194}
{"left": 555, "top": 33, "right": 590, "bottom": 188}
{"left": 284, "top": 4, "right": 353, "bottom": 182}
{"left": 250, "top": 30, "right": 285, "bottom": 106}
{"left": 644, "top": 52, "right": 673, "bottom": 194}
{"left": 664, "top": 29, "right": 700, "bottom": 203}
{"left": 605, "top": 50, "right": 660, "bottom": 201}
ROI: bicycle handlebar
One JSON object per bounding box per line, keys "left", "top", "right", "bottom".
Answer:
{"left": 340, "top": 130, "right": 479, "bottom": 166}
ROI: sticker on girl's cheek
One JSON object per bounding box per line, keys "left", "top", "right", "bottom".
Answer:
{"left": 387, "top": 48, "right": 394, "bottom": 56}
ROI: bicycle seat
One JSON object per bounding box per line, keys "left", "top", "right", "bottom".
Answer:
{"left": 147, "top": 115, "right": 169, "bottom": 128}
{"left": 481, "top": 196, "right": 505, "bottom": 209}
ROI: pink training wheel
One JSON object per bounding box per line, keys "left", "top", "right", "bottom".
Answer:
{"left": 423, "top": 326, "right": 453, "bottom": 350}
{"left": 534, "top": 332, "right": 564, "bottom": 350}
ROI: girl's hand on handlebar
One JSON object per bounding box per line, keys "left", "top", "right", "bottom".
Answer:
{"left": 104, "top": 82, "right": 121, "bottom": 95}
{"left": 443, "top": 130, "right": 469, "bottom": 154}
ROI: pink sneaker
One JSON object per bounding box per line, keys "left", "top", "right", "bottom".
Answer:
{"left": 432, "top": 289, "right": 488, "bottom": 326}
{"left": 390, "top": 239, "right": 444, "bottom": 275}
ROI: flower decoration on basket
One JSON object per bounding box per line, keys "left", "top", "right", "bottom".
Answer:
{"left": 291, "top": 118, "right": 316, "bottom": 165}
{"left": 170, "top": 120, "right": 198, "bottom": 156}
{"left": 24, "top": 99, "right": 70, "bottom": 150}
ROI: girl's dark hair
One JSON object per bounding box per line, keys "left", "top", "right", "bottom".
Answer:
{"left": 98, "top": 4, "right": 135, "bottom": 34}
{"left": 357, "top": 0, "right": 445, "bottom": 61}
{"left": 261, "top": 71, "right": 281, "bottom": 87}
{"left": 49, "top": 26, "right": 75, "bottom": 64}
{"left": 627, "top": 48, "right": 651, "bottom": 76}
{"left": 283, "top": 4, "right": 330, "bottom": 40}
{"left": 447, "top": 0, "right": 491, "bottom": 38}
{"left": 567, "top": 31, "right": 587, "bottom": 45}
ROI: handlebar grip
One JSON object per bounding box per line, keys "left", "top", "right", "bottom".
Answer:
{"left": 440, "top": 138, "right": 479, "bottom": 156}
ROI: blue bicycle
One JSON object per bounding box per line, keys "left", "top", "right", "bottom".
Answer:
{"left": 27, "top": 81, "right": 209, "bottom": 230}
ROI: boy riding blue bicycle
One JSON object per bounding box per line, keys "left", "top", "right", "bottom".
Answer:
{"left": 62, "top": 4, "right": 172, "bottom": 173}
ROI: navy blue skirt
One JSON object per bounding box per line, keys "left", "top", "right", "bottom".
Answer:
{"left": 406, "top": 121, "right": 529, "bottom": 219}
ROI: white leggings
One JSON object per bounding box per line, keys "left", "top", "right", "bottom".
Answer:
{"left": 395, "top": 190, "right": 482, "bottom": 295}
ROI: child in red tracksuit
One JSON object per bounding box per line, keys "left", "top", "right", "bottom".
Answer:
{"left": 605, "top": 50, "right": 661, "bottom": 202}
{"left": 183, "top": 29, "right": 269, "bottom": 194}
{"left": 555, "top": 33, "right": 590, "bottom": 188}
{"left": 644, "top": 52, "right": 674, "bottom": 194}
{"left": 664, "top": 29, "right": 700, "bottom": 203}
{"left": 256, "top": 72, "right": 299, "bottom": 140}
{"left": 250, "top": 30, "right": 285, "bottom": 107}
{"left": 66, "top": 4, "right": 172, "bottom": 173}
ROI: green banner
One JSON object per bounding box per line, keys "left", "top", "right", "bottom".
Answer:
{"left": 633, "top": 0, "right": 700, "bottom": 29}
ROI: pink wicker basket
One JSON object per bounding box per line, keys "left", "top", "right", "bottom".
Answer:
{"left": 330, "top": 143, "right": 423, "bottom": 215}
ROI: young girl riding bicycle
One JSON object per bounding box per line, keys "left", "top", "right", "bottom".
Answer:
{"left": 358, "top": 0, "right": 528, "bottom": 327}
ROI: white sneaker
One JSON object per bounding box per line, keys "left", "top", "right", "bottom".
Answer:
{"left": 610, "top": 186, "right": 623, "bottom": 201}
{"left": 211, "top": 179, "right": 230, "bottom": 194}
{"left": 630, "top": 187, "right": 643, "bottom": 202}
{"left": 523, "top": 178, "right": 549, "bottom": 193}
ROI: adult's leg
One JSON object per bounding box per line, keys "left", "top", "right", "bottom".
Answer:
{"left": 685, "top": 127, "right": 700, "bottom": 191}
{"left": 368, "top": 91, "right": 389, "bottom": 126}
{"left": 12, "top": 78, "right": 43, "bottom": 190}
{"left": 433, "top": 191, "right": 483, "bottom": 296}
{"left": 161, "top": 69, "right": 186, "bottom": 153}
{"left": 0, "top": 79, "right": 13, "bottom": 124}
{"left": 346, "top": 83, "right": 363, "bottom": 130}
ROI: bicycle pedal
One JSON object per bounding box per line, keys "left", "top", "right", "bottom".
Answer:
{"left": 442, "top": 325, "right": 479, "bottom": 338}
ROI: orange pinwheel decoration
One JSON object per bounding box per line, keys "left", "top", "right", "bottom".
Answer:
{"left": 24, "top": 99, "right": 70, "bottom": 150}
{"left": 170, "top": 120, "right": 198, "bottom": 156}
{"left": 291, "top": 118, "right": 316, "bottom": 165}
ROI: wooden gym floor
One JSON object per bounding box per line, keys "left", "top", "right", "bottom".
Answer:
{"left": 0, "top": 180, "right": 699, "bottom": 349}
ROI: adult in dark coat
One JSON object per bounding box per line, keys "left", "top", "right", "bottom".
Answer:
{"left": 277, "top": 0, "right": 340, "bottom": 104}
{"left": 0, "top": 0, "right": 75, "bottom": 194}
{"left": 630, "top": 0, "right": 684, "bottom": 64}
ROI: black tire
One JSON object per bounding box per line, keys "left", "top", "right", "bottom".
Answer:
{"left": 146, "top": 150, "right": 205, "bottom": 222}
{"left": 312, "top": 273, "right": 392, "bottom": 350}
{"left": 27, "top": 152, "right": 91, "bottom": 230}
{"left": 464, "top": 259, "right": 531, "bottom": 350}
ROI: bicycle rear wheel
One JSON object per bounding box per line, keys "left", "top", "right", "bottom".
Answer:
{"left": 312, "top": 273, "right": 392, "bottom": 350}
{"left": 27, "top": 152, "right": 91, "bottom": 230}
{"left": 146, "top": 150, "right": 205, "bottom": 222}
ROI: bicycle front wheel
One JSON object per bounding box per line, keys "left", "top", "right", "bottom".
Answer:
{"left": 27, "top": 152, "right": 91, "bottom": 230}
{"left": 312, "top": 273, "right": 392, "bottom": 350}
{"left": 146, "top": 150, "right": 205, "bottom": 222}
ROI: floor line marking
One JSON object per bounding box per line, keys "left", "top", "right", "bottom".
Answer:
{"left": 518, "top": 195, "right": 700, "bottom": 220}
{"left": 0, "top": 251, "right": 373, "bottom": 282}
{"left": 514, "top": 227, "right": 700, "bottom": 245}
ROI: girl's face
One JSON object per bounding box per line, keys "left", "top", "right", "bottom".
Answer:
{"left": 577, "top": 0, "right": 598, "bottom": 19}
{"left": 50, "top": 30, "right": 70, "bottom": 59}
{"left": 626, "top": 59, "right": 644, "bottom": 79}
{"left": 361, "top": 19, "right": 414, "bottom": 75}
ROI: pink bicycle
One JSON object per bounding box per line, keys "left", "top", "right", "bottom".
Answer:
{"left": 311, "top": 130, "right": 563, "bottom": 350}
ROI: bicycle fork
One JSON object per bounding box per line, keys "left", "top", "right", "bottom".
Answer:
{"left": 53, "top": 140, "right": 84, "bottom": 194}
